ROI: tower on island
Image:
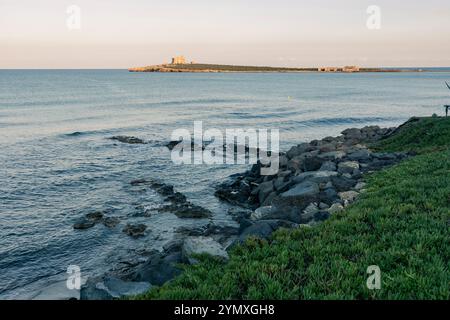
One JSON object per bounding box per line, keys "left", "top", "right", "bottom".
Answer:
{"left": 171, "top": 56, "right": 186, "bottom": 65}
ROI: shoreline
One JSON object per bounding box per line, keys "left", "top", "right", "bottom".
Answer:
{"left": 80, "top": 120, "right": 416, "bottom": 300}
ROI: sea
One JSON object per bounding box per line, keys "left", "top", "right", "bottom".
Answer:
{"left": 1, "top": 69, "right": 449, "bottom": 299}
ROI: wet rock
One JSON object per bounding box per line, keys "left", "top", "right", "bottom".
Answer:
{"left": 182, "top": 237, "right": 229, "bottom": 264}
{"left": 165, "top": 140, "right": 180, "bottom": 150}
{"left": 103, "top": 217, "right": 120, "bottom": 228}
{"left": 250, "top": 206, "right": 275, "bottom": 221}
{"left": 162, "top": 203, "right": 212, "bottom": 219}
{"left": 73, "top": 218, "right": 96, "bottom": 230}
{"left": 255, "top": 181, "right": 274, "bottom": 204}
{"left": 130, "top": 179, "right": 148, "bottom": 186}
{"left": 123, "top": 224, "right": 147, "bottom": 238}
{"left": 131, "top": 251, "right": 183, "bottom": 286}
{"left": 85, "top": 211, "right": 104, "bottom": 222}
{"left": 109, "top": 136, "right": 146, "bottom": 144}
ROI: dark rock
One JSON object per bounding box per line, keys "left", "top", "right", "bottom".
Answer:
{"left": 73, "top": 218, "right": 95, "bottom": 230}
{"left": 286, "top": 143, "right": 314, "bottom": 159}
{"left": 161, "top": 203, "right": 212, "bottom": 219}
{"left": 85, "top": 211, "right": 104, "bottom": 222}
{"left": 109, "top": 136, "right": 146, "bottom": 144}
{"left": 80, "top": 276, "right": 151, "bottom": 300}
{"left": 314, "top": 211, "right": 330, "bottom": 221}
{"left": 131, "top": 252, "right": 183, "bottom": 286}
{"left": 103, "top": 217, "right": 120, "bottom": 228}
{"left": 319, "top": 161, "right": 337, "bottom": 171}
{"left": 130, "top": 179, "right": 148, "bottom": 186}
{"left": 238, "top": 222, "right": 274, "bottom": 242}
{"left": 281, "top": 181, "right": 320, "bottom": 198}
{"left": 303, "top": 156, "right": 325, "bottom": 171}
{"left": 123, "top": 224, "right": 147, "bottom": 238}
{"left": 322, "top": 188, "right": 339, "bottom": 204}
{"left": 347, "top": 149, "right": 372, "bottom": 162}
{"left": 331, "top": 176, "right": 357, "bottom": 192}
{"left": 165, "top": 140, "right": 180, "bottom": 150}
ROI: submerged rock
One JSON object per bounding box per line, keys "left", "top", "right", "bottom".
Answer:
{"left": 73, "top": 218, "right": 96, "bottom": 230}
{"left": 109, "top": 136, "right": 146, "bottom": 144}
{"left": 103, "top": 217, "right": 120, "bottom": 228}
{"left": 122, "top": 224, "right": 147, "bottom": 238}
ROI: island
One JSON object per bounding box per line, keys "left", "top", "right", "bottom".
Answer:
{"left": 129, "top": 56, "right": 425, "bottom": 73}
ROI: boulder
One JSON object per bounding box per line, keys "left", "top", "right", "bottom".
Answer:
{"left": 319, "top": 161, "right": 337, "bottom": 171}
{"left": 339, "top": 191, "right": 359, "bottom": 205}
{"left": 314, "top": 211, "right": 330, "bottom": 222}
{"left": 303, "top": 156, "right": 325, "bottom": 171}
{"left": 302, "top": 203, "right": 319, "bottom": 221}
{"left": 281, "top": 181, "right": 320, "bottom": 198}
{"left": 337, "top": 161, "right": 360, "bottom": 174}
{"left": 286, "top": 143, "right": 314, "bottom": 159}
{"left": 293, "top": 171, "right": 338, "bottom": 184}
{"left": 182, "top": 237, "right": 229, "bottom": 264}
{"left": 331, "top": 176, "right": 357, "bottom": 192}
{"left": 318, "top": 151, "right": 346, "bottom": 161}
{"left": 238, "top": 221, "right": 274, "bottom": 242}
{"left": 328, "top": 203, "right": 344, "bottom": 214}
{"left": 251, "top": 206, "right": 275, "bottom": 221}
{"left": 256, "top": 181, "right": 274, "bottom": 204}
{"left": 354, "top": 182, "right": 367, "bottom": 191}
{"left": 347, "top": 149, "right": 372, "bottom": 162}
{"left": 131, "top": 251, "right": 182, "bottom": 286}
{"left": 80, "top": 276, "right": 151, "bottom": 300}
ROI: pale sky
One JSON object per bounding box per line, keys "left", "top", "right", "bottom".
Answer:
{"left": 1, "top": 0, "right": 450, "bottom": 68}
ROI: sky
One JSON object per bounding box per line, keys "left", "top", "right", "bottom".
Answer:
{"left": 1, "top": 0, "right": 450, "bottom": 68}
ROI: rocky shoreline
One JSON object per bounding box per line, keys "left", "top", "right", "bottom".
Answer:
{"left": 80, "top": 124, "right": 413, "bottom": 300}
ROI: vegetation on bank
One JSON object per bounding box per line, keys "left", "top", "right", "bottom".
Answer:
{"left": 136, "top": 117, "right": 450, "bottom": 300}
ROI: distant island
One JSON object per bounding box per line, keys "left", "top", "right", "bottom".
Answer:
{"left": 129, "top": 56, "right": 425, "bottom": 73}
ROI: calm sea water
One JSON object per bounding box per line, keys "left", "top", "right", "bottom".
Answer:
{"left": 1, "top": 70, "right": 449, "bottom": 299}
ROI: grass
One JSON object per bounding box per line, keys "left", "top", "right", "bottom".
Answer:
{"left": 135, "top": 117, "right": 450, "bottom": 300}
